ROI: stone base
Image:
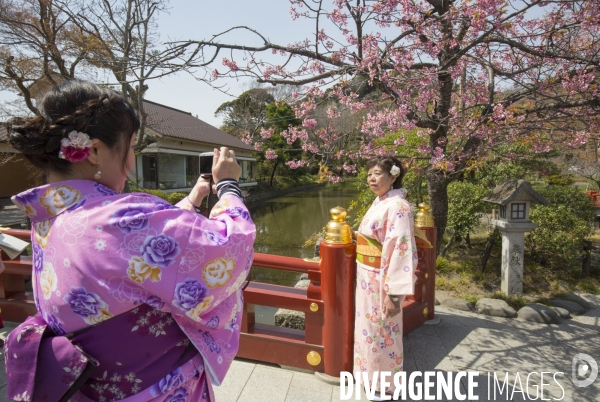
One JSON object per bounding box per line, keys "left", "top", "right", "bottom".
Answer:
{"left": 423, "top": 317, "right": 441, "bottom": 326}
{"left": 315, "top": 371, "right": 349, "bottom": 385}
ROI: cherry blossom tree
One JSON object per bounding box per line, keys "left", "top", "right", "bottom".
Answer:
{"left": 169, "top": 0, "right": 600, "bottom": 246}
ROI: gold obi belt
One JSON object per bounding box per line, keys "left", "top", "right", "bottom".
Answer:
{"left": 356, "top": 234, "right": 382, "bottom": 268}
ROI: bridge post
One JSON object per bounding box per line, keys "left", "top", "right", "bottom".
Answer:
{"left": 319, "top": 207, "right": 356, "bottom": 377}
{"left": 415, "top": 203, "right": 437, "bottom": 321}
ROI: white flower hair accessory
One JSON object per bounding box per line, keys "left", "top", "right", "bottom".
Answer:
{"left": 58, "top": 131, "right": 93, "bottom": 163}
{"left": 390, "top": 164, "right": 401, "bottom": 176}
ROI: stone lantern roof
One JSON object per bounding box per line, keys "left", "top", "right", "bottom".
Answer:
{"left": 483, "top": 179, "right": 549, "bottom": 206}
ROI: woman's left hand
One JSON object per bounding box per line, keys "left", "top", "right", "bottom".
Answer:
{"left": 383, "top": 295, "right": 401, "bottom": 318}
{"left": 188, "top": 176, "right": 215, "bottom": 206}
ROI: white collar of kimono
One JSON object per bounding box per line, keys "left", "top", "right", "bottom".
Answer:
{"left": 378, "top": 188, "right": 407, "bottom": 202}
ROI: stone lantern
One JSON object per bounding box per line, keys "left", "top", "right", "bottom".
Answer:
{"left": 483, "top": 180, "right": 549, "bottom": 296}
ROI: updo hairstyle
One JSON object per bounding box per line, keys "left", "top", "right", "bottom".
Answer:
{"left": 365, "top": 156, "right": 405, "bottom": 189}
{"left": 8, "top": 79, "right": 140, "bottom": 175}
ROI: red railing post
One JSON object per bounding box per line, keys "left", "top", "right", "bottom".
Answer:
{"left": 421, "top": 227, "right": 437, "bottom": 320}
{"left": 414, "top": 203, "right": 437, "bottom": 321}
{"left": 319, "top": 207, "right": 356, "bottom": 377}
{"left": 320, "top": 242, "right": 356, "bottom": 377}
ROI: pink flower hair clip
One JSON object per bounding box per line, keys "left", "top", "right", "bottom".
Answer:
{"left": 58, "top": 130, "right": 93, "bottom": 163}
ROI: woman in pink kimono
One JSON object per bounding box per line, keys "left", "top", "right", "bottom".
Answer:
{"left": 5, "top": 80, "right": 255, "bottom": 402}
{"left": 353, "top": 156, "right": 418, "bottom": 401}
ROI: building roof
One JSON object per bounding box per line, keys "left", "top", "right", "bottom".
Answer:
{"left": 483, "top": 179, "right": 549, "bottom": 206}
{"left": 144, "top": 100, "right": 254, "bottom": 151}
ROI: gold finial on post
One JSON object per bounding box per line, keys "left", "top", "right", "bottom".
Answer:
{"left": 415, "top": 203, "right": 435, "bottom": 228}
{"left": 324, "top": 206, "right": 353, "bottom": 244}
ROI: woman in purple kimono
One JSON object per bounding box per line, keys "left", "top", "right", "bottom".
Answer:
{"left": 352, "top": 156, "right": 418, "bottom": 401}
{"left": 6, "top": 80, "right": 256, "bottom": 402}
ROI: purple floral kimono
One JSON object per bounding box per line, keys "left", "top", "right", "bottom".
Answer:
{"left": 7, "top": 180, "right": 256, "bottom": 401}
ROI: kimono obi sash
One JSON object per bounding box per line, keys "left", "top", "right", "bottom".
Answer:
{"left": 5, "top": 303, "right": 198, "bottom": 402}
{"left": 356, "top": 234, "right": 382, "bottom": 268}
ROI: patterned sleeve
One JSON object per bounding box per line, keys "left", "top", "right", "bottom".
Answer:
{"left": 380, "top": 200, "right": 418, "bottom": 296}
{"left": 170, "top": 195, "right": 255, "bottom": 386}
{"left": 113, "top": 194, "right": 255, "bottom": 386}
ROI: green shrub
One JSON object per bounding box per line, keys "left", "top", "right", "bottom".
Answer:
{"left": 436, "top": 256, "right": 451, "bottom": 271}
{"left": 577, "top": 279, "right": 599, "bottom": 295}
{"left": 463, "top": 295, "right": 479, "bottom": 305}
{"left": 167, "top": 192, "right": 188, "bottom": 205}
{"left": 447, "top": 182, "right": 489, "bottom": 238}
{"left": 526, "top": 205, "right": 590, "bottom": 267}
{"left": 537, "top": 185, "right": 596, "bottom": 223}
{"left": 133, "top": 188, "right": 170, "bottom": 202}
{"left": 545, "top": 174, "right": 574, "bottom": 186}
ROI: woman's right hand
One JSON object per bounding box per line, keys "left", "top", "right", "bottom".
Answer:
{"left": 212, "top": 147, "right": 241, "bottom": 183}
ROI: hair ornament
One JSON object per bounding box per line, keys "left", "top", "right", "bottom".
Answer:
{"left": 390, "top": 164, "right": 401, "bottom": 176}
{"left": 58, "top": 130, "right": 93, "bottom": 162}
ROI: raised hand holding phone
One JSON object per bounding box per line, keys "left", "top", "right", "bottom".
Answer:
{"left": 212, "top": 147, "right": 241, "bottom": 183}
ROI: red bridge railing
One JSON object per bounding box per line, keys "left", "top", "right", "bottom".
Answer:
{"left": 0, "top": 227, "right": 436, "bottom": 377}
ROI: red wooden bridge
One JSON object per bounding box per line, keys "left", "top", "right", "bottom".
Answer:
{"left": 0, "top": 225, "right": 436, "bottom": 378}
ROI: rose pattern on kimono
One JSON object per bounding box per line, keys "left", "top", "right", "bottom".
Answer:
{"left": 13, "top": 188, "right": 38, "bottom": 217}
{"left": 186, "top": 296, "right": 215, "bottom": 322}
{"left": 144, "top": 295, "right": 165, "bottom": 311}
{"left": 39, "top": 184, "right": 82, "bottom": 216}
{"left": 179, "top": 246, "right": 206, "bottom": 274}
{"left": 64, "top": 286, "right": 114, "bottom": 325}
{"left": 224, "top": 233, "right": 253, "bottom": 259}
{"left": 205, "top": 231, "right": 228, "bottom": 246}
{"left": 32, "top": 243, "right": 44, "bottom": 273}
{"left": 149, "top": 368, "right": 186, "bottom": 397}
{"left": 224, "top": 207, "right": 251, "bottom": 221}
{"left": 109, "top": 205, "right": 155, "bottom": 233}
{"left": 40, "top": 262, "right": 58, "bottom": 299}
{"left": 164, "top": 387, "right": 189, "bottom": 402}
{"left": 128, "top": 256, "right": 162, "bottom": 284}
{"left": 56, "top": 210, "right": 89, "bottom": 246}
{"left": 202, "top": 257, "right": 235, "bottom": 288}
{"left": 141, "top": 234, "right": 181, "bottom": 269}
{"left": 33, "top": 220, "right": 52, "bottom": 249}
{"left": 120, "top": 230, "right": 154, "bottom": 261}
{"left": 45, "top": 312, "right": 66, "bottom": 335}
{"left": 11, "top": 179, "right": 256, "bottom": 400}
{"left": 173, "top": 278, "right": 208, "bottom": 311}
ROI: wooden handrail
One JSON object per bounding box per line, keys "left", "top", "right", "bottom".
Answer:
{"left": 0, "top": 229, "right": 30, "bottom": 241}
{"left": 252, "top": 252, "right": 317, "bottom": 273}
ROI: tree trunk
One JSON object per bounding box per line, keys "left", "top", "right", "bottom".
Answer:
{"left": 582, "top": 240, "right": 592, "bottom": 278}
{"left": 426, "top": 172, "right": 449, "bottom": 256}
{"left": 480, "top": 228, "right": 499, "bottom": 273}
{"left": 440, "top": 234, "right": 454, "bottom": 257}
{"left": 269, "top": 159, "right": 280, "bottom": 186}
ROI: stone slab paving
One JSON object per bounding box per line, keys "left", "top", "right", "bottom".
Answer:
{"left": 0, "top": 293, "right": 598, "bottom": 401}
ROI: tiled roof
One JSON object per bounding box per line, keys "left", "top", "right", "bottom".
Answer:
{"left": 144, "top": 100, "right": 254, "bottom": 151}
{"left": 483, "top": 179, "right": 549, "bottom": 206}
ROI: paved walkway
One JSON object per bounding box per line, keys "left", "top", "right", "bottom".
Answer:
{"left": 0, "top": 295, "right": 598, "bottom": 402}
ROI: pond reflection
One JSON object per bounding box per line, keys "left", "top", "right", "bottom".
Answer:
{"left": 247, "top": 184, "right": 359, "bottom": 287}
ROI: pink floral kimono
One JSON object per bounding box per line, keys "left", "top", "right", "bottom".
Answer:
{"left": 353, "top": 188, "right": 418, "bottom": 393}
{"left": 9, "top": 180, "right": 256, "bottom": 401}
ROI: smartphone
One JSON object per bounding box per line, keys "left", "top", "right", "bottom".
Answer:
{"left": 199, "top": 152, "right": 214, "bottom": 175}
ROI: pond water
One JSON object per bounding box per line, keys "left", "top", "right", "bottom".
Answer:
{"left": 246, "top": 184, "right": 360, "bottom": 324}
{"left": 247, "top": 184, "right": 359, "bottom": 286}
